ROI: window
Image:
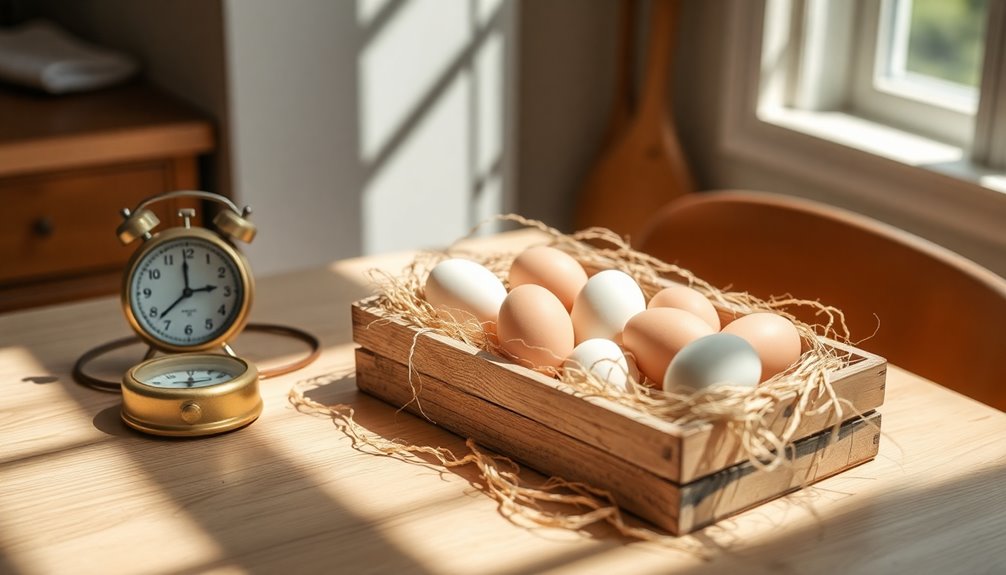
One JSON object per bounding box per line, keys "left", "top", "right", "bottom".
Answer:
{"left": 756, "top": 0, "right": 1006, "bottom": 170}
{"left": 718, "top": 0, "right": 1006, "bottom": 273}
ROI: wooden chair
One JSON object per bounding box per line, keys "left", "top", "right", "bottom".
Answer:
{"left": 636, "top": 190, "right": 1006, "bottom": 411}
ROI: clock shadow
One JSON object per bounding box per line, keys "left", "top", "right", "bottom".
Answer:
{"left": 92, "top": 404, "right": 133, "bottom": 437}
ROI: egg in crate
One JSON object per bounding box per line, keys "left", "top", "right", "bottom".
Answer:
{"left": 647, "top": 284, "right": 721, "bottom": 330}
{"left": 424, "top": 258, "right": 507, "bottom": 331}
{"left": 570, "top": 270, "right": 646, "bottom": 344}
{"left": 722, "top": 312, "right": 802, "bottom": 381}
{"left": 563, "top": 338, "right": 638, "bottom": 391}
{"left": 497, "top": 284, "right": 575, "bottom": 369}
{"left": 508, "top": 246, "right": 588, "bottom": 311}
{"left": 622, "top": 307, "right": 715, "bottom": 384}
{"left": 663, "top": 333, "right": 761, "bottom": 392}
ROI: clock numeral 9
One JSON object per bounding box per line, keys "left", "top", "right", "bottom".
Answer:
{"left": 185, "top": 324, "right": 193, "bottom": 336}
{"left": 148, "top": 269, "right": 161, "bottom": 280}
{"left": 143, "top": 288, "right": 152, "bottom": 298}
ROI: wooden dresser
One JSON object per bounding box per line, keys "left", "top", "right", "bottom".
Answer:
{"left": 0, "top": 83, "right": 215, "bottom": 312}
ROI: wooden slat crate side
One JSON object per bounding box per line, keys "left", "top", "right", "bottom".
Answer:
{"left": 355, "top": 348, "right": 882, "bottom": 535}
{"left": 354, "top": 348, "right": 684, "bottom": 533}
{"left": 352, "top": 298, "right": 886, "bottom": 483}
{"left": 679, "top": 413, "right": 882, "bottom": 533}
{"left": 352, "top": 301, "right": 685, "bottom": 481}
{"left": 679, "top": 351, "right": 886, "bottom": 482}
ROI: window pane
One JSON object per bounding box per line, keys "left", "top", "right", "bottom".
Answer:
{"left": 905, "top": 0, "right": 987, "bottom": 87}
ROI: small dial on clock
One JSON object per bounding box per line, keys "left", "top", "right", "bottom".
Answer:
{"left": 129, "top": 236, "right": 244, "bottom": 347}
{"left": 143, "top": 368, "right": 236, "bottom": 388}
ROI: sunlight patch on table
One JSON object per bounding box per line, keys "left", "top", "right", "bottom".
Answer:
{"left": 0, "top": 449, "right": 223, "bottom": 575}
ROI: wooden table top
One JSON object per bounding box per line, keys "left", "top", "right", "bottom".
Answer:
{"left": 1, "top": 230, "right": 1004, "bottom": 575}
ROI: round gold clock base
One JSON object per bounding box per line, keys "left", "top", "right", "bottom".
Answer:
{"left": 121, "top": 402, "right": 262, "bottom": 437}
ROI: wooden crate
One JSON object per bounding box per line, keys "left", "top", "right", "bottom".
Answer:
{"left": 352, "top": 296, "right": 886, "bottom": 534}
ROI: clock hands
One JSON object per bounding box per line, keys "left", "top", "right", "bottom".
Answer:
{"left": 159, "top": 258, "right": 218, "bottom": 319}
{"left": 182, "top": 260, "right": 191, "bottom": 290}
{"left": 159, "top": 292, "right": 187, "bottom": 319}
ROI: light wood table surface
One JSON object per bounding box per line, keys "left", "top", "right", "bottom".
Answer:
{"left": 2, "top": 230, "right": 1004, "bottom": 575}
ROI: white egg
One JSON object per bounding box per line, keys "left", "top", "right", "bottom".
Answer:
{"left": 424, "top": 258, "right": 507, "bottom": 326}
{"left": 564, "top": 338, "right": 632, "bottom": 391}
{"left": 570, "top": 270, "right": 646, "bottom": 344}
{"left": 663, "top": 333, "right": 761, "bottom": 392}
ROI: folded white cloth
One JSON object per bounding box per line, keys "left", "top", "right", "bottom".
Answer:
{"left": 0, "top": 20, "right": 138, "bottom": 94}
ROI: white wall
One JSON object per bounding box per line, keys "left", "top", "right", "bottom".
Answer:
{"left": 223, "top": 0, "right": 516, "bottom": 275}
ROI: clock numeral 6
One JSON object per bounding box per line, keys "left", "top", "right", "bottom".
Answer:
{"left": 185, "top": 324, "right": 194, "bottom": 336}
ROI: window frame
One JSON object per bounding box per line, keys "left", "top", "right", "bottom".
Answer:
{"left": 718, "top": 0, "right": 1006, "bottom": 258}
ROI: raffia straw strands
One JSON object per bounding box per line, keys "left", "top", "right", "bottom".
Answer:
{"left": 288, "top": 375, "right": 710, "bottom": 555}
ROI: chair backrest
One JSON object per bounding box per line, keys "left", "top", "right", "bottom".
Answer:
{"left": 636, "top": 190, "right": 1006, "bottom": 411}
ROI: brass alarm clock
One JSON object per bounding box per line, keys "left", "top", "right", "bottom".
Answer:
{"left": 115, "top": 190, "right": 261, "bottom": 436}
{"left": 117, "top": 191, "right": 256, "bottom": 355}
{"left": 72, "top": 190, "right": 319, "bottom": 437}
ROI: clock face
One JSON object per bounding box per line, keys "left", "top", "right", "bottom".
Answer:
{"left": 129, "top": 236, "right": 245, "bottom": 347}
{"left": 143, "top": 368, "right": 236, "bottom": 388}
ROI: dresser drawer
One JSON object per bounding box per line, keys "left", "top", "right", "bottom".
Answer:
{"left": 0, "top": 162, "right": 187, "bottom": 284}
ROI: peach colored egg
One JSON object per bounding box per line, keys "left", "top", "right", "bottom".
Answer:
{"left": 647, "top": 284, "right": 721, "bottom": 331}
{"left": 721, "top": 313, "right": 802, "bottom": 381}
{"left": 508, "top": 246, "right": 588, "bottom": 311}
{"left": 498, "top": 284, "right": 575, "bottom": 369}
{"left": 622, "top": 308, "right": 715, "bottom": 383}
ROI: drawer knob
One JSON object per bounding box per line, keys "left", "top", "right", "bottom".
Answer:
{"left": 33, "top": 217, "right": 54, "bottom": 237}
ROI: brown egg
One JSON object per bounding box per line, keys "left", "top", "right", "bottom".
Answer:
{"left": 721, "top": 313, "right": 802, "bottom": 381}
{"left": 497, "top": 284, "right": 575, "bottom": 369}
{"left": 508, "top": 246, "right": 588, "bottom": 311}
{"left": 622, "top": 308, "right": 715, "bottom": 383}
{"left": 647, "top": 284, "right": 721, "bottom": 330}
